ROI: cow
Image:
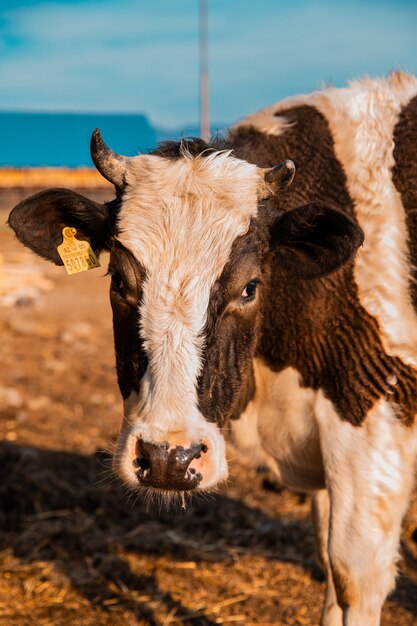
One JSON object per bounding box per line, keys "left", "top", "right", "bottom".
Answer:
{"left": 8, "top": 70, "right": 417, "bottom": 625}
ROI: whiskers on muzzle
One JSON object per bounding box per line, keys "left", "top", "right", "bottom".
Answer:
{"left": 123, "top": 482, "right": 196, "bottom": 513}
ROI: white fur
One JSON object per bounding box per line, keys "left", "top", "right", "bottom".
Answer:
{"left": 234, "top": 363, "right": 325, "bottom": 491}
{"left": 311, "top": 490, "right": 343, "bottom": 626}
{"left": 315, "top": 394, "right": 417, "bottom": 625}
{"left": 115, "top": 150, "right": 263, "bottom": 488}
{"left": 228, "top": 393, "right": 279, "bottom": 475}
{"left": 233, "top": 109, "right": 291, "bottom": 136}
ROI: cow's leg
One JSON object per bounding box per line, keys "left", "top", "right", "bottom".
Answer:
{"left": 311, "top": 490, "right": 343, "bottom": 626}
{"left": 316, "top": 395, "right": 417, "bottom": 626}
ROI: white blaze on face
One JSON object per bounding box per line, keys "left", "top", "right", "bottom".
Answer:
{"left": 114, "top": 149, "right": 262, "bottom": 488}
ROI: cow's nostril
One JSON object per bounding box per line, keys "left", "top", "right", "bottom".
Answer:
{"left": 193, "top": 443, "right": 208, "bottom": 461}
{"left": 133, "top": 438, "right": 151, "bottom": 471}
{"left": 133, "top": 456, "right": 150, "bottom": 470}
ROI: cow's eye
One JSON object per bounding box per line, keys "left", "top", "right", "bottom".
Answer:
{"left": 110, "top": 271, "right": 125, "bottom": 293}
{"left": 241, "top": 280, "right": 260, "bottom": 303}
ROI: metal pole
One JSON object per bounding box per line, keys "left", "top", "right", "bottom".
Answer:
{"left": 199, "top": 0, "right": 210, "bottom": 142}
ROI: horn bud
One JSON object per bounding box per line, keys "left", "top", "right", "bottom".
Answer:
{"left": 90, "top": 128, "right": 127, "bottom": 188}
{"left": 260, "top": 160, "right": 296, "bottom": 198}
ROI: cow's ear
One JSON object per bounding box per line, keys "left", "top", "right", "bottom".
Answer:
{"left": 8, "top": 188, "right": 110, "bottom": 266}
{"left": 270, "top": 203, "right": 364, "bottom": 278}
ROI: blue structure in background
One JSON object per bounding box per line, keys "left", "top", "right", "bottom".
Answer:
{"left": 0, "top": 112, "right": 157, "bottom": 167}
{"left": 0, "top": 112, "right": 212, "bottom": 167}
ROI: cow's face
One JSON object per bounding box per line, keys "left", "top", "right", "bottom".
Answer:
{"left": 9, "top": 131, "right": 363, "bottom": 496}
{"left": 109, "top": 147, "right": 276, "bottom": 492}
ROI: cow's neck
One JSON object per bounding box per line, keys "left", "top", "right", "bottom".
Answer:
{"left": 227, "top": 104, "right": 417, "bottom": 426}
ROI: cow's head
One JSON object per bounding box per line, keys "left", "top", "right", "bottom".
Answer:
{"left": 9, "top": 131, "right": 363, "bottom": 495}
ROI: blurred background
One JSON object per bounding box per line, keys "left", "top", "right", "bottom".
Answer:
{"left": 0, "top": 0, "right": 416, "bottom": 166}
{"left": 1, "top": 3, "right": 417, "bottom": 625}
{"left": 0, "top": 0, "right": 416, "bottom": 220}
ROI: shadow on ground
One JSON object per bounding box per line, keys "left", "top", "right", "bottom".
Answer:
{"left": 1, "top": 442, "right": 417, "bottom": 625}
{"left": 0, "top": 442, "right": 315, "bottom": 625}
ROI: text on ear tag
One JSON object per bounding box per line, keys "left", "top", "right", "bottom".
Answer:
{"left": 57, "top": 227, "right": 100, "bottom": 275}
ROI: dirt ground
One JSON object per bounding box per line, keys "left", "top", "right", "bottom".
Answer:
{"left": 1, "top": 225, "right": 417, "bottom": 626}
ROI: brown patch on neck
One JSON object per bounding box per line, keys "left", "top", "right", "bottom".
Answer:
{"left": 259, "top": 266, "right": 417, "bottom": 426}
{"left": 231, "top": 104, "right": 417, "bottom": 426}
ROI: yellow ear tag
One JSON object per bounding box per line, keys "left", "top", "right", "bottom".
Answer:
{"left": 57, "top": 227, "right": 100, "bottom": 275}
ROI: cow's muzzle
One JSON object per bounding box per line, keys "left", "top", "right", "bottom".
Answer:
{"left": 133, "top": 438, "right": 208, "bottom": 490}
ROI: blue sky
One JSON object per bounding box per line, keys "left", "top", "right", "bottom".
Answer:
{"left": 0, "top": 0, "right": 416, "bottom": 128}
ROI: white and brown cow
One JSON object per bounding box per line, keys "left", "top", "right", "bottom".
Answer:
{"left": 8, "top": 71, "right": 417, "bottom": 625}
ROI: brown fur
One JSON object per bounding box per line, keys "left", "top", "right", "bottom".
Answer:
{"left": 393, "top": 94, "right": 417, "bottom": 311}
{"left": 197, "top": 217, "right": 271, "bottom": 424}
{"left": 108, "top": 242, "right": 148, "bottom": 399}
